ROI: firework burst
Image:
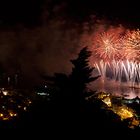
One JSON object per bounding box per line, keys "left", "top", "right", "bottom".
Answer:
{"left": 124, "top": 29, "right": 140, "bottom": 61}
{"left": 84, "top": 26, "right": 140, "bottom": 88}
{"left": 94, "top": 32, "right": 122, "bottom": 61}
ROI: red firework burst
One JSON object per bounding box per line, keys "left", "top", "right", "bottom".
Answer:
{"left": 123, "top": 29, "right": 140, "bottom": 61}
{"left": 94, "top": 32, "right": 122, "bottom": 61}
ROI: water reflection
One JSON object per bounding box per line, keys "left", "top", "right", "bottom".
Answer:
{"left": 90, "top": 78, "right": 140, "bottom": 99}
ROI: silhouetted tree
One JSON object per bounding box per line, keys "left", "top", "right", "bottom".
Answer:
{"left": 43, "top": 47, "right": 100, "bottom": 106}
{"left": 50, "top": 73, "right": 69, "bottom": 100}
{"left": 69, "top": 46, "right": 100, "bottom": 103}
{"left": 41, "top": 73, "right": 69, "bottom": 93}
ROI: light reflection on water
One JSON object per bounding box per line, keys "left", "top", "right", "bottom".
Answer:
{"left": 90, "top": 78, "right": 140, "bottom": 99}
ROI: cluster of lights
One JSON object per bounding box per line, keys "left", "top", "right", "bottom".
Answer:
{"left": 97, "top": 92, "right": 140, "bottom": 128}
{"left": 0, "top": 111, "right": 17, "bottom": 121}
{"left": 0, "top": 88, "right": 32, "bottom": 121}
{"left": 114, "top": 106, "right": 134, "bottom": 120}
{"left": 97, "top": 92, "right": 112, "bottom": 107}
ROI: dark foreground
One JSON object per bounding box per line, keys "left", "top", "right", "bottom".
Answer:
{"left": 0, "top": 96, "right": 139, "bottom": 139}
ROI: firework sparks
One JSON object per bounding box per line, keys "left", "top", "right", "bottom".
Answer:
{"left": 124, "top": 29, "right": 140, "bottom": 61}
{"left": 126, "top": 29, "right": 140, "bottom": 49}
{"left": 90, "top": 28, "right": 140, "bottom": 88}
{"left": 94, "top": 32, "right": 122, "bottom": 61}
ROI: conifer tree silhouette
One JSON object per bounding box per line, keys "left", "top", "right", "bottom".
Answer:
{"left": 69, "top": 46, "right": 100, "bottom": 102}
{"left": 43, "top": 47, "right": 100, "bottom": 105}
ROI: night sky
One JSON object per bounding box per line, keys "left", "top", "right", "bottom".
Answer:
{"left": 0, "top": 0, "right": 140, "bottom": 87}
{"left": 0, "top": 0, "right": 140, "bottom": 27}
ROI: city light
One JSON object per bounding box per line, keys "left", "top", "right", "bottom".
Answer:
{"left": 114, "top": 106, "right": 133, "bottom": 120}
{"left": 0, "top": 88, "right": 32, "bottom": 121}
{"left": 97, "top": 92, "right": 140, "bottom": 128}
{"left": 2, "top": 91, "right": 8, "bottom": 96}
